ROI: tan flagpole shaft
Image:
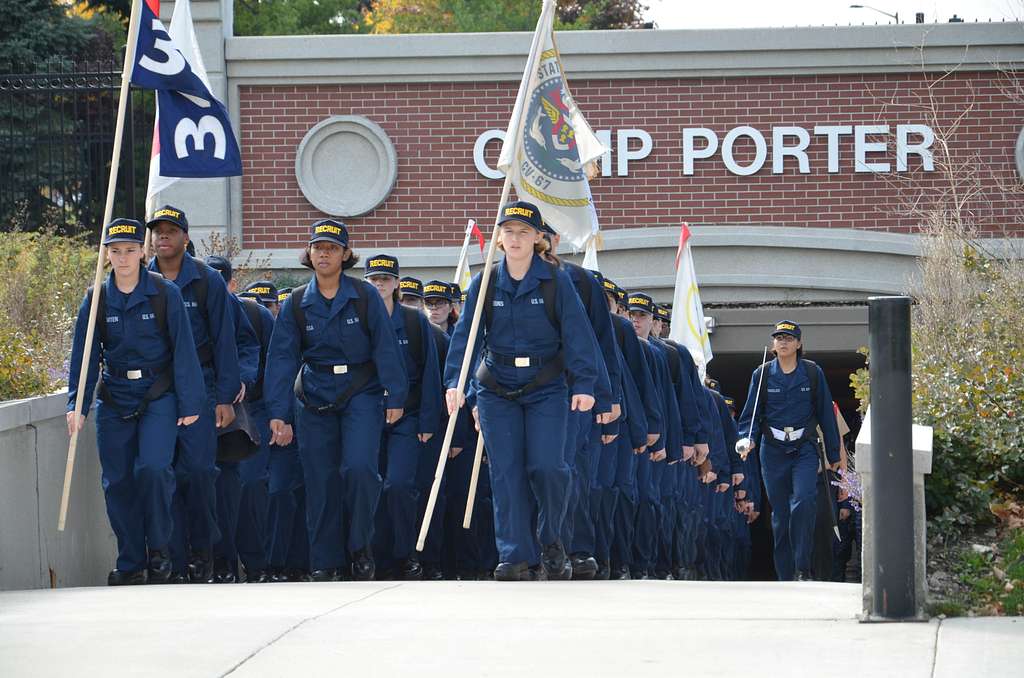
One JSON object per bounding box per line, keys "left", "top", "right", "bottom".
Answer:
{"left": 462, "top": 433, "right": 486, "bottom": 529}
{"left": 58, "top": 0, "right": 144, "bottom": 532}
{"left": 415, "top": 1, "right": 552, "bottom": 552}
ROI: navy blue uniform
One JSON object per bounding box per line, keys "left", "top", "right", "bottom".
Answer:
{"left": 444, "top": 255, "right": 599, "bottom": 567}
{"left": 264, "top": 274, "right": 408, "bottom": 572}
{"left": 379, "top": 304, "right": 442, "bottom": 566}
{"left": 67, "top": 270, "right": 205, "bottom": 574}
{"left": 149, "top": 253, "right": 239, "bottom": 573}
{"left": 737, "top": 358, "right": 840, "bottom": 580}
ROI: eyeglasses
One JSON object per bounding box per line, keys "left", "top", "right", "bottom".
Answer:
{"left": 425, "top": 300, "right": 450, "bottom": 310}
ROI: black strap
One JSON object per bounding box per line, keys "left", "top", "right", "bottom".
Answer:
{"left": 756, "top": 358, "right": 820, "bottom": 442}
{"left": 399, "top": 304, "right": 425, "bottom": 412}
{"left": 240, "top": 297, "right": 266, "bottom": 402}
{"left": 483, "top": 264, "right": 559, "bottom": 332}
{"left": 293, "top": 361, "right": 377, "bottom": 414}
{"left": 91, "top": 271, "right": 169, "bottom": 348}
{"left": 190, "top": 258, "right": 210, "bottom": 324}
{"left": 475, "top": 353, "right": 565, "bottom": 401}
{"left": 291, "top": 275, "right": 370, "bottom": 350}
{"left": 486, "top": 350, "right": 560, "bottom": 368}
{"left": 98, "top": 368, "right": 174, "bottom": 421}
{"left": 563, "top": 260, "right": 593, "bottom": 309}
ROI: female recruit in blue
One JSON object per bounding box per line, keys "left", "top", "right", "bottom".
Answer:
{"left": 364, "top": 253, "right": 442, "bottom": 580}
{"left": 263, "top": 220, "right": 408, "bottom": 583}
{"left": 736, "top": 320, "right": 840, "bottom": 582}
{"left": 444, "top": 201, "right": 600, "bottom": 582}
{"left": 66, "top": 219, "right": 205, "bottom": 586}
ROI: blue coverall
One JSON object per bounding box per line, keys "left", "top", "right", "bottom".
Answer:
{"left": 444, "top": 255, "right": 599, "bottom": 567}
{"left": 67, "top": 270, "right": 205, "bottom": 574}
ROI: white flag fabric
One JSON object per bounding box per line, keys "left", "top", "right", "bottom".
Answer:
{"left": 496, "top": 0, "right": 608, "bottom": 249}
{"left": 144, "top": 0, "right": 214, "bottom": 212}
{"left": 669, "top": 223, "right": 713, "bottom": 375}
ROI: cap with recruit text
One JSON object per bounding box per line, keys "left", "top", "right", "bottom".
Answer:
{"left": 627, "top": 292, "right": 655, "bottom": 315}
{"left": 399, "top": 276, "right": 423, "bottom": 298}
{"left": 423, "top": 280, "right": 450, "bottom": 300}
{"left": 102, "top": 218, "right": 145, "bottom": 246}
{"left": 364, "top": 254, "right": 399, "bottom": 278}
{"left": 309, "top": 219, "right": 349, "bottom": 247}
{"left": 498, "top": 200, "right": 544, "bottom": 231}
{"left": 241, "top": 280, "right": 278, "bottom": 305}
{"left": 146, "top": 205, "right": 188, "bottom": 232}
{"left": 771, "top": 320, "right": 801, "bottom": 340}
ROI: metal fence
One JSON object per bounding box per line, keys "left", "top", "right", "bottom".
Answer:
{"left": 0, "top": 58, "right": 154, "bottom": 239}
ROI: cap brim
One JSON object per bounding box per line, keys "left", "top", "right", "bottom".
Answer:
{"left": 309, "top": 236, "right": 347, "bottom": 245}
{"left": 364, "top": 271, "right": 399, "bottom": 278}
{"left": 498, "top": 215, "right": 540, "bottom": 230}
{"left": 627, "top": 306, "right": 653, "bottom": 315}
{"left": 771, "top": 330, "right": 799, "bottom": 338}
{"left": 145, "top": 218, "right": 185, "bottom": 230}
{"left": 103, "top": 237, "right": 144, "bottom": 245}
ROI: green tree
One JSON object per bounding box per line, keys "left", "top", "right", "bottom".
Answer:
{"left": 365, "top": 0, "right": 648, "bottom": 34}
{"left": 0, "top": 0, "right": 97, "bottom": 66}
{"left": 235, "top": 0, "right": 370, "bottom": 36}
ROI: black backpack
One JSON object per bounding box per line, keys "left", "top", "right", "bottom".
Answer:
{"left": 482, "top": 264, "right": 559, "bottom": 331}
{"left": 290, "top": 275, "right": 370, "bottom": 348}
{"left": 239, "top": 297, "right": 267, "bottom": 402}
{"left": 91, "top": 271, "right": 170, "bottom": 347}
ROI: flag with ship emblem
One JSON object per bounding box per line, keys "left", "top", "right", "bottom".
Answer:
{"left": 496, "top": 0, "right": 607, "bottom": 250}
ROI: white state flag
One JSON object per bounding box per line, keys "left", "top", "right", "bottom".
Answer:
{"left": 496, "top": 0, "right": 608, "bottom": 250}
{"left": 668, "top": 223, "right": 714, "bottom": 375}
{"left": 145, "top": 0, "right": 212, "bottom": 213}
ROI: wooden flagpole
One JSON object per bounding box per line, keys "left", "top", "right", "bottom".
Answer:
{"left": 58, "top": 0, "right": 145, "bottom": 531}
{"left": 452, "top": 219, "right": 475, "bottom": 285}
{"left": 416, "top": 0, "right": 552, "bottom": 551}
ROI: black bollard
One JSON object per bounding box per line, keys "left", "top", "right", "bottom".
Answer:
{"left": 867, "top": 296, "right": 916, "bottom": 619}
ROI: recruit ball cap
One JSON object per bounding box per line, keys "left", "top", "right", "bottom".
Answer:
{"left": 102, "top": 218, "right": 145, "bottom": 246}
{"left": 706, "top": 378, "right": 721, "bottom": 392}
{"left": 627, "top": 292, "right": 655, "bottom": 315}
{"left": 309, "top": 219, "right": 349, "bottom": 247}
{"left": 146, "top": 205, "right": 188, "bottom": 232}
{"left": 449, "top": 283, "right": 462, "bottom": 303}
{"left": 277, "top": 287, "right": 292, "bottom": 303}
{"left": 242, "top": 280, "right": 278, "bottom": 305}
{"left": 498, "top": 200, "right": 544, "bottom": 231}
{"left": 723, "top": 396, "right": 737, "bottom": 409}
{"left": 205, "top": 255, "right": 233, "bottom": 283}
{"left": 399, "top": 277, "right": 423, "bottom": 298}
{"left": 772, "top": 320, "right": 802, "bottom": 340}
{"left": 423, "top": 280, "right": 450, "bottom": 300}
{"left": 654, "top": 305, "right": 671, "bottom": 323}
{"left": 539, "top": 220, "right": 557, "bottom": 236}
{"left": 364, "top": 254, "right": 399, "bottom": 278}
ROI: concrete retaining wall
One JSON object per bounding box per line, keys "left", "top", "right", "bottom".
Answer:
{"left": 0, "top": 393, "right": 116, "bottom": 590}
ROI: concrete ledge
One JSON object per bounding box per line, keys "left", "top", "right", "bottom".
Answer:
{"left": 226, "top": 23, "right": 1024, "bottom": 83}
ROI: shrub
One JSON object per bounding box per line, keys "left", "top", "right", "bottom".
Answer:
{"left": 0, "top": 228, "right": 97, "bottom": 400}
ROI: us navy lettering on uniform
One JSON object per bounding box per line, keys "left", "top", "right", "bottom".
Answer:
{"left": 492, "top": 300, "right": 505, "bottom": 307}
{"left": 142, "top": 313, "right": 156, "bottom": 321}
{"left": 530, "top": 297, "right": 544, "bottom": 305}
{"left": 305, "top": 324, "right": 314, "bottom": 331}
{"left": 106, "top": 316, "right": 119, "bottom": 323}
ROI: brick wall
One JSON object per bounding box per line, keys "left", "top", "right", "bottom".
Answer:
{"left": 240, "top": 71, "right": 1022, "bottom": 249}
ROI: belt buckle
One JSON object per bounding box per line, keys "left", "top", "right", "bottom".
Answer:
{"left": 783, "top": 426, "right": 794, "bottom": 442}
{"left": 514, "top": 357, "right": 531, "bottom": 368}
{"left": 126, "top": 369, "right": 143, "bottom": 380}
{"left": 333, "top": 365, "right": 349, "bottom": 375}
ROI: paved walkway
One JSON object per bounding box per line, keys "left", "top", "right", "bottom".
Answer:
{"left": 1, "top": 581, "right": 1020, "bottom": 677}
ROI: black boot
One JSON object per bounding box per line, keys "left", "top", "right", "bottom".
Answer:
{"left": 422, "top": 564, "right": 445, "bottom": 581}
{"left": 147, "top": 548, "right": 172, "bottom": 585}
{"left": 542, "top": 541, "right": 571, "bottom": 581}
{"left": 594, "top": 560, "right": 611, "bottom": 580}
{"left": 351, "top": 549, "right": 376, "bottom": 581}
{"left": 108, "top": 569, "right": 147, "bottom": 586}
{"left": 213, "top": 558, "right": 237, "bottom": 584}
{"left": 167, "top": 571, "right": 190, "bottom": 584}
{"left": 570, "top": 553, "right": 598, "bottom": 580}
{"left": 494, "top": 561, "right": 532, "bottom": 581}
{"left": 188, "top": 551, "right": 214, "bottom": 584}
{"left": 269, "top": 567, "right": 289, "bottom": 583}
{"left": 308, "top": 568, "right": 341, "bottom": 582}
{"left": 245, "top": 568, "right": 271, "bottom": 584}
{"left": 795, "top": 570, "right": 813, "bottom": 582}
{"left": 400, "top": 557, "right": 423, "bottom": 581}
{"left": 609, "top": 564, "right": 631, "bottom": 580}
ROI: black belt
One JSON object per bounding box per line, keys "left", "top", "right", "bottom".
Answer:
{"left": 486, "top": 350, "right": 559, "bottom": 369}
{"left": 294, "top": 360, "right": 377, "bottom": 414}
{"left": 98, "top": 364, "right": 175, "bottom": 421}
{"left": 476, "top": 351, "right": 564, "bottom": 401}
{"left": 105, "top": 363, "right": 170, "bottom": 380}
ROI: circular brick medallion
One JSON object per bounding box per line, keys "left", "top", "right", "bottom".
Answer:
{"left": 295, "top": 115, "right": 397, "bottom": 217}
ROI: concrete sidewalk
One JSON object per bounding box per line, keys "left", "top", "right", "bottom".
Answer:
{"left": 0, "top": 581, "right": 1020, "bottom": 677}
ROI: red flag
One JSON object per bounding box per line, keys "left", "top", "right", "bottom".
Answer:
{"left": 470, "top": 219, "right": 485, "bottom": 253}
{"left": 675, "top": 222, "right": 692, "bottom": 271}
